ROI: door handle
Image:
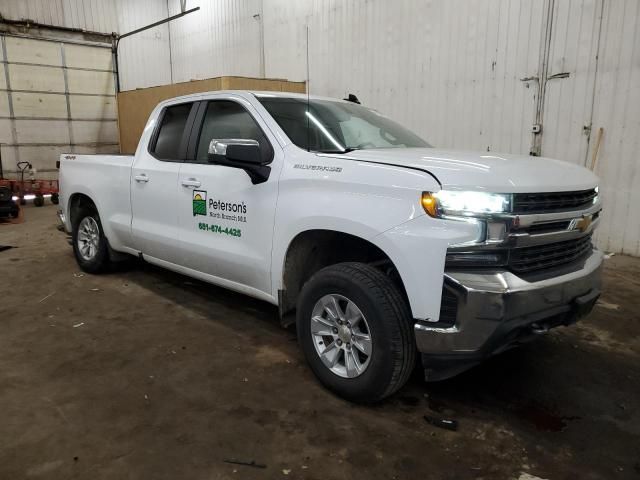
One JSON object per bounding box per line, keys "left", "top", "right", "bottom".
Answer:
{"left": 134, "top": 174, "right": 149, "bottom": 183}
{"left": 181, "top": 178, "right": 201, "bottom": 188}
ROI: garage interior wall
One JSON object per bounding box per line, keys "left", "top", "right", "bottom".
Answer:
{"left": 0, "top": 32, "right": 119, "bottom": 180}
{"left": 0, "top": 0, "right": 638, "bottom": 256}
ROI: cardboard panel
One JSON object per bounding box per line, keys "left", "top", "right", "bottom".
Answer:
{"left": 71, "top": 120, "right": 118, "bottom": 144}
{"left": 67, "top": 69, "right": 115, "bottom": 95}
{"left": 5, "top": 36, "right": 61, "bottom": 66}
{"left": 64, "top": 44, "right": 112, "bottom": 71}
{"left": 117, "top": 76, "right": 306, "bottom": 153}
{"left": 12, "top": 92, "right": 67, "bottom": 118}
{"left": 70, "top": 95, "right": 116, "bottom": 119}
{"left": 15, "top": 119, "right": 70, "bottom": 144}
{"left": 9, "top": 64, "right": 65, "bottom": 92}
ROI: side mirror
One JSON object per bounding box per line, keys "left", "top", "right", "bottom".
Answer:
{"left": 208, "top": 139, "right": 271, "bottom": 184}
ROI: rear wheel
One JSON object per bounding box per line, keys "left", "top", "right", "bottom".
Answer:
{"left": 51, "top": 193, "right": 59, "bottom": 204}
{"left": 72, "top": 208, "right": 110, "bottom": 273}
{"left": 33, "top": 195, "right": 44, "bottom": 207}
{"left": 297, "top": 262, "right": 415, "bottom": 403}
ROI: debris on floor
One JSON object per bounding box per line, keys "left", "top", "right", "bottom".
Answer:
{"left": 424, "top": 415, "right": 458, "bottom": 431}
{"left": 38, "top": 292, "right": 55, "bottom": 303}
{"left": 596, "top": 300, "right": 620, "bottom": 311}
{"left": 72, "top": 322, "right": 84, "bottom": 328}
{"left": 0, "top": 245, "right": 15, "bottom": 252}
{"left": 223, "top": 458, "right": 266, "bottom": 469}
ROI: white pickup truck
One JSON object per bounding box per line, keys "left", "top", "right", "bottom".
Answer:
{"left": 59, "top": 91, "right": 602, "bottom": 402}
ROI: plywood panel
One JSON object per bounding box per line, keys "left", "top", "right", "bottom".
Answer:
{"left": 116, "top": 76, "right": 306, "bottom": 153}
{"left": 9, "top": 64, "right": 65, "bottom": 92}
{"left": 15, "top": 119, "right": 70, "bottom": 144}
{"left": 70, "top": 95, "right": 117, "bottom": 119}
{"left": 12, "top": 92, "right": 67, "bottom": 118}
{"left": 67, "top": 69, "right": 114, "bottom": 95}
{"left": 64, "top": 44, "right": 113, "bottom": 71}
{"left": 71, "top": 120, "right": 118, "bottom": 144}
{"left": 5, "top": 36, "right": 61, "bottom": 66}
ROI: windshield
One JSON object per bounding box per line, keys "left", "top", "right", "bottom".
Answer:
{"left": 257, "top": 96, "right": 431, "bottom": 153}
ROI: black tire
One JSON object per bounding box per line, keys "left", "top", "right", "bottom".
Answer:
{"left": 297, "top": 262, "right": 415, "bottom": 403}
{"left": 51, "top": 193, "right": 59, "bottom": 204}
{"left": 71, "top": 207, "right": 110, "bottom": 273}
{"left": 10, "top": 204, "right": 19, "bottom": 218}
{"left": 33, "top": 195, "right": 44, "bottom": 207}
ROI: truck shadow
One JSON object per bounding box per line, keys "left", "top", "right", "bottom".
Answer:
{"left": 120, "top": 259, "right": 639, "bottom": 445}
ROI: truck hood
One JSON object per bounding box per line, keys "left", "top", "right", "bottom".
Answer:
{"left": 337, "top": 148, "right": 598, "bottom": 192}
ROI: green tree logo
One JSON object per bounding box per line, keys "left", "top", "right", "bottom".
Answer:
{"left": 192, "top": 190, "right": 207, "bottom": 216}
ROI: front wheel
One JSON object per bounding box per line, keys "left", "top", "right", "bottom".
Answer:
{"left": 297, "top": 262, "right": 415, "bottom": 403}
{"left": 72, "top": 208, "right": 110, "bottom": 273}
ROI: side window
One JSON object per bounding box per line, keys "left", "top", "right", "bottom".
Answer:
{"left": 195, "top": 101, "right": 269, "bottom": 162}
{"left": 151, "top": 103, "right": 193, "bottom": 160}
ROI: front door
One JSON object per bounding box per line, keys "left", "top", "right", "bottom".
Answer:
{"left": 177, "top": 97, "right": 282, "bottom": 296}
{"left": 131, "top": 101, "right": 196, "bottom": 263}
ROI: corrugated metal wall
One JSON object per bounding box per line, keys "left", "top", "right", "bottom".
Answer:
{"left": 0, "top": 0, "right": 638, "bottom": 255}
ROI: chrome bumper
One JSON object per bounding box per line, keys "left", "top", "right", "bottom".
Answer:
{"left": 415, "top": 249, "right": 603, "bottom": 356}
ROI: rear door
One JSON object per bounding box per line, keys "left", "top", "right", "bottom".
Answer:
{"left": 176, "top": 95, "right": 282, "bottom": 295}
{"left": 130, "top": 101, "right": 197, "bottom": 263}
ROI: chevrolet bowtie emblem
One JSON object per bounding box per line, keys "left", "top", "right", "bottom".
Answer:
{"left": 569, "top": 215, "right": 592, "bottom": 233}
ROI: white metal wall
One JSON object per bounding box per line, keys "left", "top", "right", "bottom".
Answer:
{"left": 0, "top": 0, "right": 638, "bottom": 255}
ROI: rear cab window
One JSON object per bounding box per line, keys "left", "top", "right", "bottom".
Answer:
{"left": 149, "top": 102, "right": 195, "bottom": 160}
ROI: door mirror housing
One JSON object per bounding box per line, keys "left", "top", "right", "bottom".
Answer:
{"left": 208, "top": 139, "right": 271, "bottom": 184}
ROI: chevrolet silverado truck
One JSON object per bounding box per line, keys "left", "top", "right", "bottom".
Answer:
{"left": 58, "top": 91, "right": 602, "bottom": 402}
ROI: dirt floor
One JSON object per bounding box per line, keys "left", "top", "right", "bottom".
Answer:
{"left": 1, "top": 204, "right": 639, "bottom": 480}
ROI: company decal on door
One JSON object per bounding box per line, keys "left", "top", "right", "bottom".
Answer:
{"left": 191, "top": 189, "right": 246, "bottom": 238}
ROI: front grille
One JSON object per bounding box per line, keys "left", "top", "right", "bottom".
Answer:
{"left": 512, "top": 188, "right": 597, "bottom": 214}
{"left": 509, "top": 234, "right": 593, "bottom": 273}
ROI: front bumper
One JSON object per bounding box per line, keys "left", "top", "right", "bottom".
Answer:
{"left": 415, "top": 249, "right": 602, "bottom": 378}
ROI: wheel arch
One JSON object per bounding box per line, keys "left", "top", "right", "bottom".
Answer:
{"left": 277, "top": 229, "right": 410, "bottom": 326}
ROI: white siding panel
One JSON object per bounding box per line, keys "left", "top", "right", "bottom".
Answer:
{"left": 590, "top": 0, "right": 640, "bottom": 256}
{"left": 115, "top": 0, "right": 172, "bottom": 91}
{"left": 0, "top": 0, "right": 120, "bottom": 33}
{"left": 8, "top": 64, "right": 66, "bottom": 92}
{"left": 15, "top": 119, "right": 70, "bottom": 144}
{"left": 541, "top": 0, "right": 602, "bottom": 165}
{"left": 4, "top": 36, "right": 61, "bottom": 66}
{"left": 0, "top": 63, "right": 7, "bottom": 90}
{"left": 12, "top": 92, "right": 67, "bottom": 118}
{"left": 66, "top": 69, "right": 114, "bottom": 94}
{"left": 0, "top": 118, "right": 13, "bottom": 143}
{"left": 71, "top": 120, "right": 118, "bottom": 144}
{"left": 163, "top": 0, "right": 263, "bottom": 84}
{"left": 0, "top": 92, "right": 10, "bottom": 116}
{"left": 69, "top": 94, "right": 116, "bottom": 119}
{"left": 64, "top": 43, "right": 113, "bottom": 70}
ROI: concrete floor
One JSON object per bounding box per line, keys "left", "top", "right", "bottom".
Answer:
{"left": 1, "top": 204, "right": 639, "bottom": 480}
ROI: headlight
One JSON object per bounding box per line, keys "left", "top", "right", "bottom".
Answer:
{"left": 422, "top": 190, "right": 510, "bottom": 218}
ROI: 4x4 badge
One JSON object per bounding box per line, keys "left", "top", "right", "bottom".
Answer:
{"left": 192, "top": 190, "right": 207, "bottom": 216}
